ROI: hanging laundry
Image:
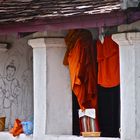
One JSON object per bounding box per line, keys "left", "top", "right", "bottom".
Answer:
{"left": 97, "top": 35, "right": 120, "bottom": 88}
{"left": 63, "top": 29, "right": 97, "bottom": 110}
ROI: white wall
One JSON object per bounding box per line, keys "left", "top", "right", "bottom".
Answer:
{"left": 46, "top": 46, "right": 72, "bottom": 135}
{"left": 28, "top": 38, "right": 72, "bottom": 137}
{"left": 113, "top": 32, "right": 140, "bottom": 140}
{"left": 117, "top": 23, "right": 140, "bottom": 139}
{"left": 0, "top": 34, "right": 33, "bottom": 129}
{"left": 135, "top": 44, "right": 140, "bottom": 138}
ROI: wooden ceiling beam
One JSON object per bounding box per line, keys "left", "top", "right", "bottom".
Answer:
{"left": 0, "top": 10, "right": 139, "bottom": 34}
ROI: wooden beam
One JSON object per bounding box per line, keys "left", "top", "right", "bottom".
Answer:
{"left": 0, "top": 10, "right": 139, "bottom": 34}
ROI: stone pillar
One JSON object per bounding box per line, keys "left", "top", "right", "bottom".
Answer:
{"left": 112, "top": 32, "right": 140, "bottom": 140}
{"left": 28, "top": 38, "right": 72, "bottom": 137}
{"left": 28, "top": 38, "right": 47, "bottom": 136}
{"left": 44, "top": 38, "right": 72, "bottom": 135}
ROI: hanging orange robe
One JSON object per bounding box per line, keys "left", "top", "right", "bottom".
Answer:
{"left": 64, "top": 29, "right": 97, "bottom": 110}
{"left": 97, "top": 35, "right": 120, "bottom": 88}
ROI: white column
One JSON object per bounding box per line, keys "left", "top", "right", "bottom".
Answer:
{"left": 44, "top": 38, "right": 72, "bottom": 135}
{"left": 28, "top": 38, "right": 47, "bottom": 136}
{"left": 112, "top": 32, "right": 140, "bottom": 140}
{"left": 28, "top": 38, "right": 72, "bottom": 137}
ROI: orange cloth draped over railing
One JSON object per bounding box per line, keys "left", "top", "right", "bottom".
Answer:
{"left": 63, "top": 29, "right": 97, "bottom": 110}
{"left": 97, "top": 35, "right": 120, "bottom": 88}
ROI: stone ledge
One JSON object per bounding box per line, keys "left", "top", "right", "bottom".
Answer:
{"left": 39, "top": 135, "right": 120, "bottom": 140}
{"left": 0, "top": 132, "right": 120, "bottom": 140}
{"left": 0, "top": 132, "right": 33, "bottom": 140}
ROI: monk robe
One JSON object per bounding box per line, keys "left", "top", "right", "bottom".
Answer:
{"left": 97, "top": 35, "right": 120, "bottom": 88}
{"left": 63, "top": 29, "right": 97, "bottom": 110}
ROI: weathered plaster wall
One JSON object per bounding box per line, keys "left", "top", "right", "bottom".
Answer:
{"left": 117, "top": 22, "right": 140, "bottom": 139}
{"left": 0, "top": 34, "right": 33, "bottom": 129}
{"left": 113, "top": 32, "right": 140, "bottom": 140}
{"left": 135, "top": 44, "right": 140, "bottom": 138}
{"left": 46, "top": 47, "right": 72, "bottom": 135}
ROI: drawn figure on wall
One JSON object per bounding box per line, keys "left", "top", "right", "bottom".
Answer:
{"left": 0, "top": 81, "right": 4, "bottom": 116}
{"left": 21, "top": 69, "right": 33, "bottom": 120}
{"left": 0, "top": 60, "right": 21, "bottom": 129}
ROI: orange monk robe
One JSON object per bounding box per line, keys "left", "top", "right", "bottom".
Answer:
{"left": 97, "top": 35, "right": 120, "bottom": 88}
{"left": 63, "top": 29, "right": 83, "bottom": 65}
{"left": 64, "top": 30, "right": 97, "bottom": 110}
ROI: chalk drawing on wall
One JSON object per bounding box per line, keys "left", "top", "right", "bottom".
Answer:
{"left": 26, "top": 48, "right": 33, "bottom": 69}
{"left": 21, "top": 68, "right": 33, "bottom": 121}
{"left": 21, "top": 49, "right": 33, "bottom": 120}
{"left": 3, "top": 54, "right": 20, "bottom": 76}
{"left": 0, "top": 43, "right": 33, "bottom": 130}
{"left": 0, "top": 58, "right": 22, "bottom": 129}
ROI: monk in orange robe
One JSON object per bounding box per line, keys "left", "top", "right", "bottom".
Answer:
{"left": 63, "top": 29, "right": 97, "bottom": 110}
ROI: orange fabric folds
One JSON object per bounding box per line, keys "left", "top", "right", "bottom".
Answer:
{"left": 64, "top": 29, "right": 97, "bottom": 110}
{"left": 10, "top": 119, "right": 23, "bottom": 137}
{"left": 97, "top": 36, "right": 120, "bottom": 88}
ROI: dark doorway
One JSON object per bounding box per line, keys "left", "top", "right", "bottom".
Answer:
{"left": 98, "top": 85, "right": 120, "bottom": 137}
{"left": 72, "top": 93, "right": 80, "bottom": 135}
